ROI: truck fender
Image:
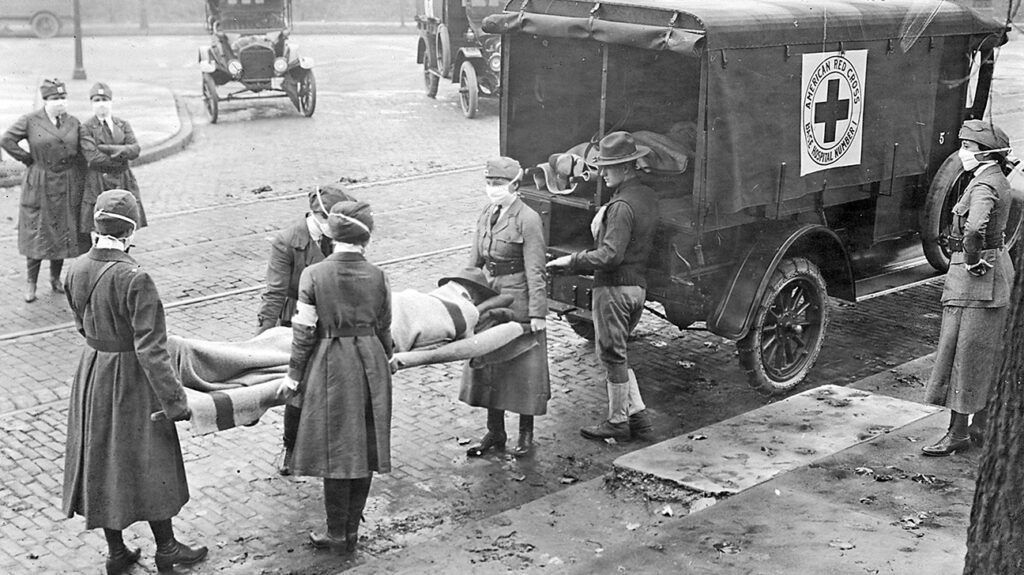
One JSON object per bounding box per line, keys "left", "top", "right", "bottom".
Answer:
{"left": 417, "top": 36, "right": 428, "bottom": 64}
{"left": 452, "top": 47, "right": 483, "bottom": 79}
{"left": 707, "top": 223, "right": 854, "bottom": 340}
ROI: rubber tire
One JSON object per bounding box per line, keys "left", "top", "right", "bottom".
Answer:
{"left": 435, "top": 24, "right": 452, "bottom": 78}
{"left": 922, "top": 152, "right": 971, "bottom": 272}
{"left": 296, "top": 70, "right": 317, "bottom": 117}
{"left": 423, "top": 42, "right": 439, "bottom": 99}
{"left": 202, "top": 73, "right": 219, "bottom": 124}
{"left": 567, "top": 316, "right": 595, "bottom": 341}
{"left": 31, "top": 12, "right": 60, "bottom": 39}
{"left": 459, "top": 61, "right": 479, "bottom": 119}
{"left": 737, "top": 257, "right": 830, "bottom": 396}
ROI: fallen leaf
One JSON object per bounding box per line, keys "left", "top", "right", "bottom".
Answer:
{"left": 828, "top": 539, "right": 856, "bottom": 550}
{"left": 457, "top": 437, "right": 472, "bottom": 445}
{"left": 647, "top": 543, "right": 666, "bottom": 552}
{"left": 855, "top": 467, "right": 874, "bottom": 475}
{"left": 604, "top": 437, "right": 618, "bottom": 445}
{"left": 626, "top": 522, "right": 641, "bottom": 531}
{"left": 652, "top": 340, "right": 667, "bottom": 348}
{"left": 703, "top": 341, "right": 718, "bottom": 349}
{"left": 511, "top": 474, "right": 526, "bottom": 482}
{"left": 689, "top": 434, "right": 708, "bottom": 441}
{"left": 906, "top": 436, "right": 921, "bottom": 443}
{"left": 559, "top": 475, "right": 578, "bottom": 485}
{"left": 713, "top": 541, "right": 741, "bottom": 554}
{"left": 874, "top": 474, "right": 894, "bottom": 482}
{"left": 677, "top": 360, "right": 695, "bottom": 369}
{"left": 911, "top": 474, "right": 937, "bottom": 485}
{"left": 774, "top": 489, "right": 782, "bottom": 496}
{"left": 660, "top": 504, "right": 674, "bottom": 517}
{"left": 859, "top": 496, "right": 877, "bottom": 505}
{"left": 760, "top": 446, "right": 776, "bottom": 457}
{"left": 548, "top": 556, "right": 564, "bottom": 565}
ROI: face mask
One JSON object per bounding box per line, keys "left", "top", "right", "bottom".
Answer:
{"left": 92, "top": 101, "right": 112, "bottom": 119}
{"left": 44, "top": 99, "right": 67, "bottom": 117}
{"left": 485, "top": 184, "right": 512, "bottom": 205}
{"left": 958, "top": 148, "right": 981, "bottom": 172}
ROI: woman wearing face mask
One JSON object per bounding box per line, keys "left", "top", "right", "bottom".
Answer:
{"left": 461, "top": 157, "right": 550, "bottom": 458}
{"left": 256, "top": 184, "right": 354, "bottom": 476}
{"left": 1, "top": 78, "right": 87, "bottom": 303}
{"left": 923, "top": 119, "right": 1016, "bottom": 456}
{"left": 79, "top": 82, "right": 146, "bottom": 236}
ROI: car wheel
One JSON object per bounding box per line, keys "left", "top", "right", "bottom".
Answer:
{"left": 566, "top": 315, "right": 595, "bottom": 341}
{"left": 296, "top": 70, "right": 317, "bottom": 117}
{"left": 922, "top": 152, "right": 970, "bottom": 272}
{"left": 31, "top": 12, "right": 60, "bottom": 39}
{"left": 423, "top": 47, "right": 439, "bottom": 99}
{"left": 737, "top": 257, "right": 829, "bottom": 396}
{"left": 202, "top": 73, "right": 219, "bottom": 124}
{"left": 1001, "top": 161, "right": 1024, "bottom": 255}
{"left": 459, "top": 61, "right": 479, "bottom": 119}
{"left": 435, "top": 24, "right": 452, "bottom": 78}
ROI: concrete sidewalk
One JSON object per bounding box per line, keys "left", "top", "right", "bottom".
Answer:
{"left": 350, "top": 354, "right": 979, "bottom": 574}
{"left": 0, "top": 78, "right": 192, "bottom": 187}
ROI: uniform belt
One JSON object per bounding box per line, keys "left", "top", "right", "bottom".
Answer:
{"left": 318, "top": 326, "right": 376, "bottom": 338}
{"left": 85, "top": 336, "right": 134, "bottom": 352}
{"left": 947, "top": 237, "right": 1003, "bottom": 253}
{"left": 485, "top": 259, "right": 524, "bottom": 276}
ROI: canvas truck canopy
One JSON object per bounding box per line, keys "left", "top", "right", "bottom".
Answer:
{"left": 486, "top": 0, "right": 1007, "bottom": 213}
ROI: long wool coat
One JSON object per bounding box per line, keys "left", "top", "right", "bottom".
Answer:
{"left": 257, "top": 215, "right": 328, "bottom": 327}
{"left": 460, "top": 197, "right": 551, "bottom": 415}
{"left": 79, "top": 115, "right": 146, "bottom": 232}
{"left": 287, "top": 252, "right": 395, "bottom": 479}
{"left": 925, "top": 165, "right": 1016, "bottom": 414}
{"left": 1, "top": 109, "right": 86, "bottom": 260}
{"left": 62, "top": 248, "right": 191, "bottom": 530}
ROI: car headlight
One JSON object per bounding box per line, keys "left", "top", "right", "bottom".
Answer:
{"left": 274, "top": 58, "right": 288, "bottom": 73}
{"left": 488, "top": 53, "right": 501, "bottom": 73}
{"left": 299, "top": 56, "right": 314, "bottom": 69}
{"left": 227, "top": 59, "right": 243, "bottom": 76}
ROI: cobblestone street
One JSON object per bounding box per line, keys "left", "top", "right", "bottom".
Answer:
{"left": 0, "top": 30, "right": 1022, "bottom": 575}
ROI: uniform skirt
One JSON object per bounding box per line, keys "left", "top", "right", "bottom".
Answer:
{"left": 924, "top": 305, "right": 1008, "bottom": 414}
{"left": 459, "top": 329, "right": 550, "bottom": 415}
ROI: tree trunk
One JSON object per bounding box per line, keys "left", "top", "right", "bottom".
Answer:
{"left": 963, "top": 245, "right": 1024, "bottom": 573}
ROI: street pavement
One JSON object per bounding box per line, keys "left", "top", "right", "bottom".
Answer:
{"left": 0, "top": 31, "right": 1023, "bottom": 575}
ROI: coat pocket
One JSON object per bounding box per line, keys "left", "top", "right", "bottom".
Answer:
{"left": 942, "top": 256, "right": 996, "bottom": 302}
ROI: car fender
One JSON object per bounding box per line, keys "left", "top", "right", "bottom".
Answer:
{"left": 707, "top": 223, "right": 854, "bottom": 340}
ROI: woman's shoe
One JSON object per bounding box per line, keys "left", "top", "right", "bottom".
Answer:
{"left": 24, "top": 281, "right": 36, "bottom": 303}
{"left": 154, "top": 540, "right": 208, "bottom": 572}
{"left": 512, "top": 431, "right": 533, "bottom": 457}
{"left": 968, "top": 425, "right": 985, "bottom": 448}
{"left": 345, "top": 532, "right": 359, "bottom": 553}
{"left": 921, "top": 432, "right": 971, "bottom": 457}
{"left": 309, "top": 531, "right": 348, "bottom": 551}
{"left": 466, "top": 431, "right": 507, "bottom": 457}
{"left": 105, "top": 546, "right": 140, "bottom": 575}
{"left": 50, "top": 277, "right": 64, "bottom": 293}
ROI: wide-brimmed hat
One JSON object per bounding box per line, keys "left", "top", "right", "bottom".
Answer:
{"left": 40, "top": 78, "right": 67, "bottom": 100}
{"left": 437, "top": 267, "right": 498, "bottom": 300}
{"left": 89, "top": 82, "right": 113, "bottom": 100}
{"left": 325, "top": 200, "right": 374, "bottom": 243}
{"left": 959, "top": 120, "right": 1011, "bottom": 154}
{"left": 94, "top": 190, "right": 140, "bottom": 235}
{"left": 485, "top": 157, "right": 522, "bottom": 182}
{"left": 593, "top": 131, "right": 650, "bottom": 166}
{"left": 308, "top": 184, "right": 356, "bottom": 217}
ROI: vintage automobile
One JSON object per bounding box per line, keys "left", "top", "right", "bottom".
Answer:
{"left": 198, "top": 0, "right": 316, "bottom": 123}
{"left": 0, "top": 0, "right": 70, "bottom": 38}
{"left": 483, "top": 0, "right": 1021, "bottom": 395}
{"left": 417, "top": 0, "right": 505, "bottom": 118}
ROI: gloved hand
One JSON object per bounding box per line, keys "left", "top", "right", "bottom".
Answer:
{"left": 545, "top": 255, "right": 572, "bottom": 274}
{"left": 965, "top": 259, "right": 993, "bottom": 277}
{"left": 530, "top": 318, "right": 547, "bottom": 332}
{"left": 150, "top": 405, "right": 192, "bottom": 422}
{"left": 388, "top": 356, "right": 399, "bottom": 374}
{"left": 275, "top": 377, "right": 300, "bottom": 401}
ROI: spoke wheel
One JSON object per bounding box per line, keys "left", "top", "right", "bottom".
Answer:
{"left": 459, "top": 61, "right": 480, "bottom": 119}
{"left": 435, "top": 24, "right": 452, "bottom": 78}
{"left": 738, "top": 257, "right": 829, "bottom": 396}
{"left": 296, "top": 70, "right": 317, "bottom": 117}
{"left": 423, "top": 46, "right": 439, "bottom": 98}
{"left": 202, "top": 73, "right": 219, "bottom": 124}
{"left": 31, "top": 12, "right": 60, "bottom": 39}
{"left": 922, "top": 151, "right": 972, "bottom": 272}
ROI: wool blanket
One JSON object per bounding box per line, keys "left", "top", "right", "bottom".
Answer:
{"left": 170, "top": 321, "right": 525, "bottom": 435}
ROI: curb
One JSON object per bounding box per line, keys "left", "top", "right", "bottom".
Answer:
{"left": 0, "top": 22, "right": 420, "bottom": 38}
{"left": 0, "top": 91, "right": 194, "bottom": 188}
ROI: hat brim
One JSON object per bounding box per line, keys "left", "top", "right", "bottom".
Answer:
{"left": 593, "top": 145, "right": 651, "bottom": 166}
{"left": 437, "top": 276, "right": 499, "bottom": 300}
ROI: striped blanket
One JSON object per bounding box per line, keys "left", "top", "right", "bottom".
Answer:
{"left": 169, "top": 322, "right": 525, "bottom": 435}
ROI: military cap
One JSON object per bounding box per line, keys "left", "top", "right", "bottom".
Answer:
{"left": 40, "top": 78, "right": 67, "bottom": 99}
{"left": 89, "top": 82, "right": 113, "bottom": 100}
{"left": 485, "top": 157, "right": 522, "bottom": 182}
{"left": 308, "top": 184, "right": 356, "bottom": 217}
{"left": 959, "top": 120, "right": 1011, "bottom": 152}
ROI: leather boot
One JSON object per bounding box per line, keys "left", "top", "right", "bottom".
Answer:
{"left": 921, "top": 432, "right": 971, "bottom": 456}
{"left": 277, "top": 447, "right": 294, "bottom": 476}
{"left": 467, "top": 409, "right": 507, "bottom": 457}
{"left": 154, "top": 540, "right": 208, "bottom": 572}
{"left": 513, "top": 415, "right": 534, "bottom": 457}
{"left": 346, "top": 477, "right": 372, "bottom": 553}
{"left": 582, "top": 380, "right": 631, "bottom": 441}
{"left": 310, "top": 478, "right": 349, "bottom": 550}
{"left": 50, "top": 276, "right": 64, "bottom": 293}
{"left": 24, "top": 281, "right": 36, "bottom": 303}
{"left": 105, "top": 547, "right": 141, "bottom": 575}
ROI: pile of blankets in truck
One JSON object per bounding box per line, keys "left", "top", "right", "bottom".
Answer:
{"left": 169, "top": 289, "right": 525, "bottom": 435}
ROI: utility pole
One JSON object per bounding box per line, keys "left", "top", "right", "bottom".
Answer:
{"left": 140, "top": 0, "right": 150, "bottom": 32}
{"left": 71, "top": 0, "right": 87, "bottom": 80}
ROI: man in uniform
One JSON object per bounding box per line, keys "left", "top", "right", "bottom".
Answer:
{"left": 547, "top": 131, "right": 657, "bottom": 441}
{"left": 256, "top": 184, "right": 354, "bottom": 474}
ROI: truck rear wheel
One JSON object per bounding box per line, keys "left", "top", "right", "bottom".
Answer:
{"left": 737, "top": 257, "right": 829, "bottom": 396}
{"left": 922, "top": 152, "right": 970, "bottom": 272}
